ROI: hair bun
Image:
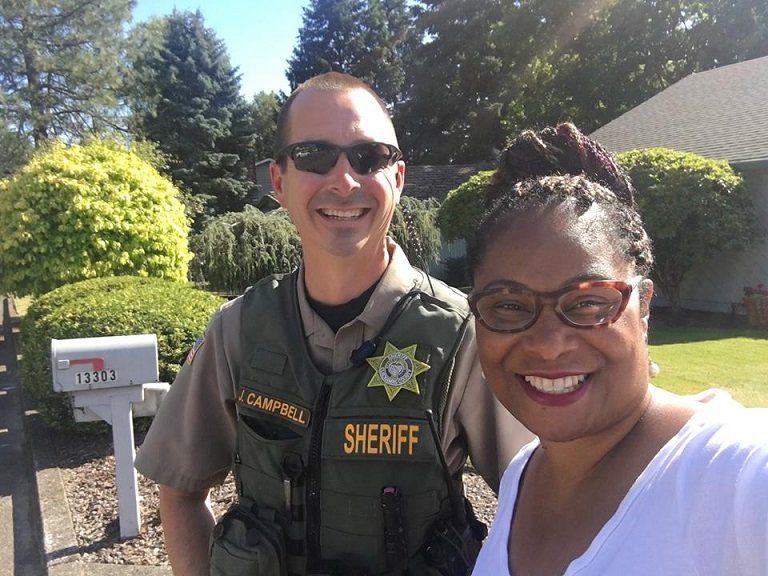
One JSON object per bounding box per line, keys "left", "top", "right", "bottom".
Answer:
{"left": 489, "top": 123, "right": 635, "bottom": 207}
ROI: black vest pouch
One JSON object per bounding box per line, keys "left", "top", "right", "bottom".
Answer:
{"left": 210, "top": 498, "right": 287, "bottom": 576}
{"left": 416, "top": 497, "right": 487, "bottom": 576}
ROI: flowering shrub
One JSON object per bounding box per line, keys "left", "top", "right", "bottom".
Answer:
{"left": 743, "top": 283, "right": 768, "bottom": 328}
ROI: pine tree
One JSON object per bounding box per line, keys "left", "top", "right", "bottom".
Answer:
{"left": 0, "top": 0, "right": 133, "bottom": 147}
{"left": 286, "top": 0, "right": 414, "bottom": 106}
{"left": 132, "top": 10, "right": 257, "bottom": 228}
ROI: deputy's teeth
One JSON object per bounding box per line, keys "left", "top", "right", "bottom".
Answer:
{"left": 524, "top": 374, "right": 587, "bottom": 395}
{"left": 322, "top": 208, "right": 364, "bottom": 219}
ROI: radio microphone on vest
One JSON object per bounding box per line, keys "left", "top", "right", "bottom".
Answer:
{"left": 350, "top": 339, "right": 378, "bottom": 366}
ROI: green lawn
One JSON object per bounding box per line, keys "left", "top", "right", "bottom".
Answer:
{"left": 649, "top": 327, "right": 768, "bottom": 407}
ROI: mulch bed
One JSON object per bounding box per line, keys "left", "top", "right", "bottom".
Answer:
{"left": 47, "top": 426, "right": 498, "bottom": 566}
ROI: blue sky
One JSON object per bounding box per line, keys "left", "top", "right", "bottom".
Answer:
{"left": 131, "top": 0, "right": 310, "bottom": 98}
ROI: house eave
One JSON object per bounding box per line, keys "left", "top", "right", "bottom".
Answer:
{"left": 730, "top": 158, "right": 768, "bottom": 171}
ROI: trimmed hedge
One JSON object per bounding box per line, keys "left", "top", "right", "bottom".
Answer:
{"left": 0, "top": 140, "right": 191, "bottom": 297}
{"left": 21, "top": 276, "right": 225, "bottom": 429}
{"left": 617, "top": 148, "right": 760, "bottom": 309}
{"left": 435, "top": 170, "right": 494, "bottom": 243}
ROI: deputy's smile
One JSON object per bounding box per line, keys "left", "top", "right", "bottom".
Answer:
{"left": 320, "top": 208, "right": 367, "bottom": 220}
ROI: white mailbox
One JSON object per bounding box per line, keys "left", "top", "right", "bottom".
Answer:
{"left": 51, "top": 333, "right": 159, "bottom": 393}
{"left": 50, "top": 333, "right": 169, "bottom": 539}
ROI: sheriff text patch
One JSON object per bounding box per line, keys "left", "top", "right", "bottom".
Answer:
{"left": 323, "top": 419, "right": 434, "bottom": 461}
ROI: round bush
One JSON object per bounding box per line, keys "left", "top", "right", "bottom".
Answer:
{"left": 0, "top": 140, "right": 192, "bottom": 297}
{"left": 618, "top": 148, "right": 760, "bottom": 309}
{"left": 21, "top": 276, "right": 225, "bottom": 429}
{"left": 435, "top": 170, "right": 494, "bottom": 242}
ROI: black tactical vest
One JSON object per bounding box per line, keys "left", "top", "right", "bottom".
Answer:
{"left": 234, "top": 271, "right": 472, "bottom": 575}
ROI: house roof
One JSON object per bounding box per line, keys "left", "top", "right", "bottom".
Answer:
{"left": 403, "top": 164, "right": 493, "bottom": 202}
{"left": 591, "top": 56, "right": 768, "bottom": 166}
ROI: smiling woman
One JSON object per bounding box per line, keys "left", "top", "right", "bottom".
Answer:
{"left": 467, "top": 123, "right": 768, "bottom": 576}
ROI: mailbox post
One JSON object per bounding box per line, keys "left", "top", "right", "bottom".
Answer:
{"left": 51, "top": 334, "right": 169, "bottom": 538}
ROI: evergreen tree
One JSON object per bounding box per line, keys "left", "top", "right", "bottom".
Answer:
{"left": 396, "top": 0, "right": 508, "bottom": 163}
{"left": 249, "top": 91, "right": 282, "bottom": 160}
{"left": 0, "top": 0, "right": 133, "bottom": 147}
{"left": 399, "top": 0, "right": 768, "bottom": 162}
{"left": 286, "top": 0, "right": 415, "bottom": 105}
{"left": 131, "top": 10, "right": 257, "bottom": 228}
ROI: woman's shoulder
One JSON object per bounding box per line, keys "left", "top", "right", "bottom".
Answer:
{"left": 671, "top": 390, "right": 768, "bottom": 476}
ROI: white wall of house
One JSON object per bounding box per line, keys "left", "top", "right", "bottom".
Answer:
{"left": 675, "top": 166, "right": 768, "bottom": 313}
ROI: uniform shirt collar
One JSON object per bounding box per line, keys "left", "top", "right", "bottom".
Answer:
{"left": 296, "top": 238, "right": 424, "bottom": 372}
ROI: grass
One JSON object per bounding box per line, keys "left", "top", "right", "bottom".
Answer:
{"left": 649, "top": 326, "right": 768, "bottom": 407}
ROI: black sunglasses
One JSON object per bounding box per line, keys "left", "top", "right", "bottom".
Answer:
{"left": 276, "top": 141, "right": 402, "bottom": 175}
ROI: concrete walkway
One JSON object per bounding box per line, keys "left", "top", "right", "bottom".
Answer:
{"left": 0, "top": 296, "right": 171, "bottom": 575}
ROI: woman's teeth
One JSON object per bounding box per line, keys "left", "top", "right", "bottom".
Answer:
{"left": 322, "top": 208, "right": 364, "bottom": 219}
{"left": 524, "top": 374, "right": 587, "bottom": 395}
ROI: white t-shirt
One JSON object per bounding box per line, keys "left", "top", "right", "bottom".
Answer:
{"left": 472, "top": 393, "right": 768, "bottom": 575}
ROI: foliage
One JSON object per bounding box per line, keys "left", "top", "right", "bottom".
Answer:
{"left": 189, "top": 206, "right": 302, "bottom": 294}
{"left": 390, "top": 196, "right": 442, "bottom": 266}
{"left": 286, "top": 0, "right": 415, "bottom": 105}
{"left": 130, "top": 10, "right": 257, "bottom": 228}
{"left": 0, "top": 140, "right": 191, "bottom": 297}
{"left": 439, "top": 255, "right": 470, "bottom": 290}
{"left": 398, "top": 0, "right": 768, "bottom": 163}
{"left": 0, "top": 123, "right": 32, "bottom": 176}
{"left": 618, "top": 148, "right": 761, "bottom": 309}
{"left": 250, "top": 91, "right": 282, "bottom": 160}
{"left": 21, "top": 276, "right": 225, "bottom": 429}
{"left": 0, "top": 0, "right": 133, "bottom": 147}
{"left": 396, "top": 0, "right": 508, "bottom": 163}
{"left": 435, "top": 171, "right": 494, "bottom": 243}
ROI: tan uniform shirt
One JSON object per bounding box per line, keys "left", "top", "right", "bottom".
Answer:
{"left": 135, "top": 242, "right": 533, "bottom": 493}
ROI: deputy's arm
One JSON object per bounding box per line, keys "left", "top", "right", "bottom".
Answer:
{"left": 159, "top": 484, "right": 215, "bottom": 576}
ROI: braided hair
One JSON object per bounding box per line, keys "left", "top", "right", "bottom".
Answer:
{"left": 467, "top": 123, "right": 654, "bottom": 279}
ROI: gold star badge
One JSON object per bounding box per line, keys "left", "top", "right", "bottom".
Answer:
{"left": 366, "top": 342, "right": 430, "bottom": 401}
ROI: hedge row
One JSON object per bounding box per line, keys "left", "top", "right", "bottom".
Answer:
{"left": 21, "top": 276, "right": 224, "bottom": 429}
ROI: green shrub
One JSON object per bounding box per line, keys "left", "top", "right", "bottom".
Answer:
{"left": 435, "top": 171, "right": 494, "bottom": 242}
{"left": 189, "top": 206, "right": 302, "bottom": 294}
{"left": 390, "top": 196, "right": 442, "bottom": 266}
{"left": 21, "top": 276, "right": 225, "bottom": 429}
{"left": 618, "top": 148, "right": 761, "bottom": 309}
{"left": 0, "top": 140, "right": 192, "bottom": 297}
{"left": 439, "top": 255, "right": 470, "bottom": 289}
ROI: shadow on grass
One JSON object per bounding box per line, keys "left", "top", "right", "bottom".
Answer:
{"left": 650, "top": 326, "right": 768, "bottom": 345}
{"left": 649, "top": 307, "right": 768, "bottom": 344}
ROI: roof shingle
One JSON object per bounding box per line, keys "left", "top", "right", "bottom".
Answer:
{"left": 591, "top": 56, "right": 768, "bottom": 164}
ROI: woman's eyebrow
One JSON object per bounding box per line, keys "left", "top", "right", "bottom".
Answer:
{"left": 478, "top": 273, "right": 611, "bottom": 292}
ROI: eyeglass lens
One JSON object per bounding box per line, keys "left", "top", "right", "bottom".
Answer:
{"left": 474, "top": 285, "right": 626, "bottom": 331}
{"left": 287, "top": 142, "right": 399, "bottom": 175}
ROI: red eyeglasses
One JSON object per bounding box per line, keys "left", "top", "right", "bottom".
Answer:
{"left": 468, "top": 278, "right": 643, "bottom": 333}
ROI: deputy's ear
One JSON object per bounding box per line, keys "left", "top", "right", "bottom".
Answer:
{"left": 394, "top": 161, "right": 405, "bottom": 192}
{"left": 270, "top": 162, "right": 285, "bottom": 205}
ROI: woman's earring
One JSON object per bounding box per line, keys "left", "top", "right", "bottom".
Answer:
{"left": 649, "top": 360, "right": 660, "bottom": 378}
